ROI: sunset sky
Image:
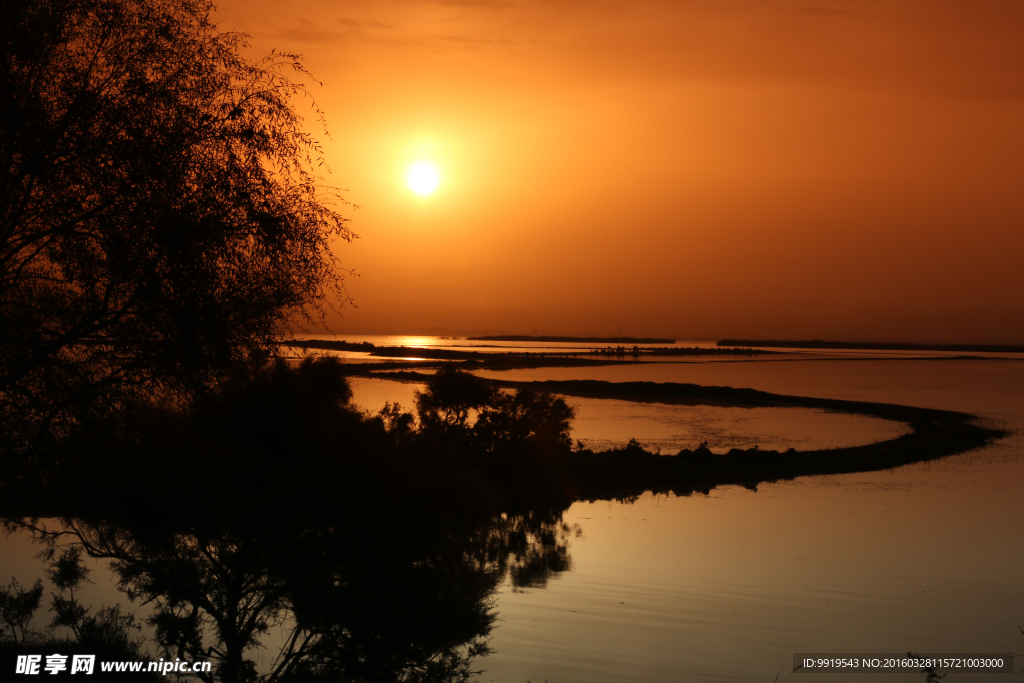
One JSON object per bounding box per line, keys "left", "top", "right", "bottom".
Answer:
{"left": 213, "top": 0, "right": 1024, "bottom": 343}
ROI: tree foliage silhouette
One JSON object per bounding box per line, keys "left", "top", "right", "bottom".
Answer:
{"left": 415, "top": 366, "right": 497, "bottom": 433}
{"left": 0, "top": 577, "right": 43, "bottom": 646}
{"left": 475, "top": 389, "right": 575, "bottom": 454}
{"left": 0, "top": 0, "right": 354, "bottom": 465}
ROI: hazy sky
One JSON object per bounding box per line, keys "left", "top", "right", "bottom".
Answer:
{"left": 213, "top": 0, "right": 1024, "bottom": 342}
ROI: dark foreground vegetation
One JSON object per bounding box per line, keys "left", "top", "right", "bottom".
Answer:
{"left": 1, "top": 0, "right": 352, "bottom": 473}
{"left": 2, "top": 359, "right": 581, "bottom": 683}
{"left": 718, "top": 339, "right": 1024, "bottom": 354}
{"left": 0, "top": 554, "right": 162, "bottom": 681}
{"left": 7, "top": 356, "right": 999, "bottom": 513}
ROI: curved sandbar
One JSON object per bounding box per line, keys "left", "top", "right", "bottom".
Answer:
{"left": 370, "top": 371, "right": 1007, "bottom": 500}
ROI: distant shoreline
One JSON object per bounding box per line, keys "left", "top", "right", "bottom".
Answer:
{"left": 467, "top": 335, "right": 675, "bottom": 344}
{"left": 283, "top": 339, "right": 771, "bottom": 363}
{"left": 718, "top": 339, "right": 1024, "bottom": 354}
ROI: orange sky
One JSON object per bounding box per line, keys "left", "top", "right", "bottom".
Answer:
{"left": 213, "top": 0, "right": 1024, "bottom": 343}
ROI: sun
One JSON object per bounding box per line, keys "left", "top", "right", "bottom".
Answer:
{"left": 406, "top": 161, "right": 440, "bottom": 195}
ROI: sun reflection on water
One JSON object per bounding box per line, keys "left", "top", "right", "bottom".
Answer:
{"left": 391, "top": 336, "right": 433, "bottom": 348}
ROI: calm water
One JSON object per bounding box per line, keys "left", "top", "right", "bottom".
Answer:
{"left": 3, "top": 341, "right": 1022, "bottom": 681}
{"left": 474, "top": 357, "right": 1024, "bottom": 683}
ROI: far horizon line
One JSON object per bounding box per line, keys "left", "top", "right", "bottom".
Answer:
{"left": 285, "top": 332, "right": 1024, "bottom": 353}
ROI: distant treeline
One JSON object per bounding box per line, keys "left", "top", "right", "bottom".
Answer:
{"left": 586, "top": 346, "right": 772, "bottom": 357}
{"left": 468, "top": 335, "right": 675, "bottom": 344}
{"left": 718, "top": 339, "right": 1024, "bottom": 353}
{"left": 286, "top": 339, "right": 592, "bottom": 363}
{"left": 284, "top": 339, "right": 629, "bottom": 368}
{"left": 287, "top": 339, "right": 477, "bottom": 359}
{"left": 284, "top": 339, "right": 772, "bottom": 363}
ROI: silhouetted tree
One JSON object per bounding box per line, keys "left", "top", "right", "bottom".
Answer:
{"left": 0, "top": 577, "right": 43, "bottom": 645}
{"left": 0, "top": 0, "right": 353, "bottom": 467}
{"left": 415, "top": 367, "right": 496, "bottom": 433}
{"left": 374, "top": 401, "right": 416, "bottom": 441}
{"left": 0, "top": 543, "right": 161, "bottom": 680}
{"left": 474, "top": 389, "right": 575, "bottom": 454}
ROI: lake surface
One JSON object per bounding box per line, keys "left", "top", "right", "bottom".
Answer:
{"left": 3, "top": 340, "right": 1021, "bottom": 681}
{"left": 472, "top": 355, "right": 1024, "bottom": 683}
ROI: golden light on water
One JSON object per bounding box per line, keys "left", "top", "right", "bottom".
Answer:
{"left": 392, "top": 336, "right": 433, "bottom": 348}
{"left": 406, "top": 161, "right": 440, "bottom": 195}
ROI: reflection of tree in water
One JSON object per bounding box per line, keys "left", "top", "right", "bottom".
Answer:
{"left": 473, "top": 511, "right": 578, "bottom": 590}
{"left": 13, "top": 509, "right": 579, "bottom": 683}
{"left": 3, "top": 360, "right": 588, "bottom": 681}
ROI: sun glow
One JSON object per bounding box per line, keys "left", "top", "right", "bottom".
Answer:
{"left": 406, "top": 161, "right": 440, "bottom": 195}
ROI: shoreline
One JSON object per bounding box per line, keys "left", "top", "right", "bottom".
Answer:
{"left": 467, "top": 335, "right": 675, "bottom": 344}
{"left": 718, "top": 339, "right": 1024, "bottom": 353}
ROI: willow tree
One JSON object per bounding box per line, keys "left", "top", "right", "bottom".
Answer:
{"left": 0, "top": 0, "right": 353, "bottom": 467}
